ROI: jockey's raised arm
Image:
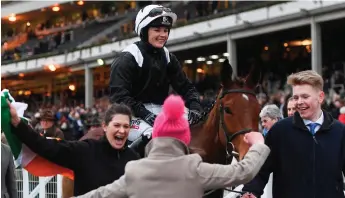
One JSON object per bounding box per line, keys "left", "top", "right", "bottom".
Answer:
{"left": 109, "top": 5, "right": 203, "bottom": 152}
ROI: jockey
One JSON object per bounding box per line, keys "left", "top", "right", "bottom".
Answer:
{"left": 109, "top": 5, "right": 203, "bottom": 144}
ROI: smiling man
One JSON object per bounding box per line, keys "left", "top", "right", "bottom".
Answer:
{"left": 241, "top": 70, "right": 345, "bottom": 198}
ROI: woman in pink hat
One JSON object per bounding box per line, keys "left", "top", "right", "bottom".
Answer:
{"left": 75, "top": 95, "right": 270, "bottom": 198}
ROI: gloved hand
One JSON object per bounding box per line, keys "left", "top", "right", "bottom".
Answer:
{"left": 129, "top": 133, "right": 151, "bottom": 158}
{"left": 143, "top": 113, "right": 157, "bottom": 127}
{"left": 188, "top": 101, "right": 203, "bottom": 125}
{"left": 188, "top": 110, "right": 201, "bottom": 125}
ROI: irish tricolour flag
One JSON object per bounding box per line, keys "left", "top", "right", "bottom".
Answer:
{"left": 1, "top": 89, "right": 74, "bottom": 180}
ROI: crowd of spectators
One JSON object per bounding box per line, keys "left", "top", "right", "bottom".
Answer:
{"left": 1, "top": 1, "right": 268, "bottom": 63}
{"left": 1, "top": 1, "right": 134, "bottom": 62}
{"left": 20, "top": 69, "right": 345, "bottom": 143}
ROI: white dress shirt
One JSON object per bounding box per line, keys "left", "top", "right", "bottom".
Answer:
{"left": 303, "top": 111, "right": 324, "bottom": 133}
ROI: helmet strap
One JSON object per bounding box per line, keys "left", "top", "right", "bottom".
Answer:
{"left": 140, "top": 26, "right": 149, "bottom": 42}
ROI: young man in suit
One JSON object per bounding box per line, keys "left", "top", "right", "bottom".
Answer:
{"left": 242, "top": 70, "right": 345, "bottom": 198}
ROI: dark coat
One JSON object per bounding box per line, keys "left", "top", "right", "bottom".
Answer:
{"left": 12, "top": 121, "right": 139, "bottom": 196}
{"left": 242, "top": 111, "right": 345, "bottom": 198}
{"left": 63, "top": 127, "right": 105, "bottom": 198}
{"left": 1, "top": 143, "right": 17, "bottom": 198}
{"left": 109, "top": 41, "right": 201, "bottom": 120}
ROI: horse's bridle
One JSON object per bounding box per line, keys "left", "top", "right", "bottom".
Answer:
{"left": 203, "top": 89, "right": 257, "bottom": 197}
{"left": 218, "top": 89, "right": 257, "bottom": 163}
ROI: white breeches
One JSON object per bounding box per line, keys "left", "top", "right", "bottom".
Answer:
{"left": 128, "top": 103, "right": 189, "bottom": 142}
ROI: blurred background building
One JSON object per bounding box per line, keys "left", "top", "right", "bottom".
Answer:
{"left": 1, "top": 1, "right": 345, "bottom": 197}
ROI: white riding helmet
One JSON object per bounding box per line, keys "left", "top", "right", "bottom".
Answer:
{"left": 135, "top": 4, "right": 177, "bottom": 37}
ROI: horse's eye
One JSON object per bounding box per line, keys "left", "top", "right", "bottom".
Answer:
{"left": 224, "top": 107, "right": 232, "bottom": 114}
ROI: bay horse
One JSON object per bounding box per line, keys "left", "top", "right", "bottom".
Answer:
{"left": 128, "top": 58, "right": 261, "bottom": 197}
{"left": 190, "top": 59, "right": 261, "bottom": 198}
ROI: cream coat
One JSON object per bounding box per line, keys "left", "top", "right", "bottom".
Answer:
{"left": 75, "top": 137, "right": 270, "bottom": 198}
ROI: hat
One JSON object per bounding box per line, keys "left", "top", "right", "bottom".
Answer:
{"left": 40, "top": 110, "right": 55, "bottom": 121}
{"left": 152, "top": 95, "right": 190, "bottom": 145}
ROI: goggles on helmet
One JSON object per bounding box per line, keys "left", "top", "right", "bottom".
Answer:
{"left": 148, "top": 7, "right": 172, "bottom": 17}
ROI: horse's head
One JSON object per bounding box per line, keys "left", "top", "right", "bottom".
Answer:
{"left": 188, "top": 59, "right": 261, "bottom": 198}
{"left": 190, "top": 59, "right": 261, "bottom": 165}
{"left": 216, "top": 59, "right": 261, "bottom": 161}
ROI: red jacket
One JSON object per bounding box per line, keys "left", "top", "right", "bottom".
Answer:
{"left": 339, "top": 114, "right": 345, "bottom": 124}
{"left": 339, "top": 107, "right": 345, "bottom": 124}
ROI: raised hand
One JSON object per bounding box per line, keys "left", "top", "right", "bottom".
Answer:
{"left": 243, "top": 132, "right": 264, "bottom": 146}
{"left": 7, "top": 100, "right": 21, "bottom": 127}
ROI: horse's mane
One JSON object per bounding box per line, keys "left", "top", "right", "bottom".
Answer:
{"left": 232, "top": 77, "right": 246, "bottom": 88}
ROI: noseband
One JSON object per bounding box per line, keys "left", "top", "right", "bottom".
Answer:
{"left": 218, "top": 89, "right": 257, "bottom": 163}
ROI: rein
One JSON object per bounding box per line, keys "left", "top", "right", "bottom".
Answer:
{"left": 203, "top": 187, "right": 251, "bottom": 197}
{"left": 219, "top": 89, "right": 256, "bottom": 162}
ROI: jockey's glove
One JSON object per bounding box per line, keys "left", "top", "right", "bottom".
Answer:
{"left": 188, "top": 110, "right": 201, "bottom": 125}
{"left": 189, "top": 101, "right": 204, "bottom": 114}
{"left": 144, "top": 113, "right": 157, "bottom": 127}
{"left": 188, "top": 101, "right": 204, "bottom": 125}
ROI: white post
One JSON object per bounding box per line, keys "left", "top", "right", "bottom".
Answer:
{"left": 22, "top": 169, "right": 30, "bottom": 197}
{"left": 57, "top": 175, "right": 63, "bottom": 198}
{"left": 39, "top": 177, "right": 46, "bottom": 198}
{"left": 311, "top": 17, "right": 322, "bottom": 75}
{"left": 85, "top": 64, "right": 94, "bottom": 108}
{"left": 226, "top": 34, "right": 238, "bottom": 78}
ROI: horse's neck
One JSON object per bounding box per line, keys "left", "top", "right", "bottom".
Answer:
{"left": 190, "top": 102, "right": 223, "bottom": 163}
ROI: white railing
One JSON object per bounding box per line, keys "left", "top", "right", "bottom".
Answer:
{"left": 15, "top": 169, "right": 63, "bottom": 198}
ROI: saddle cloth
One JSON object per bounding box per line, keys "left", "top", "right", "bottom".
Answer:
{"left": 128, "top": 103, "right": 189, "bottom": 142}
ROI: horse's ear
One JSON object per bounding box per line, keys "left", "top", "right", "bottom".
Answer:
{"left": 220, "top": 58, "right": 233, "bottom": 85}
{"left": 245, "top": 61, "right": 261, "bottom": 89}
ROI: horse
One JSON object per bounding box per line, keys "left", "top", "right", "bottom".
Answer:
{"left": 189, "top": 59, "right": 261, "bottom": 198}
{"left": 128, "top": 58, "right": 261, "bottom": 198}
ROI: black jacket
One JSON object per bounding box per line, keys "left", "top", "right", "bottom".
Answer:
{"left": 242, "top": 111, "right": 345, "bottom": 198}
{"left": 109, "top": 41, "right": 200, "bottom": 119}
{"left": 12, "top": 121, "right": 139, "bottom": 196}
